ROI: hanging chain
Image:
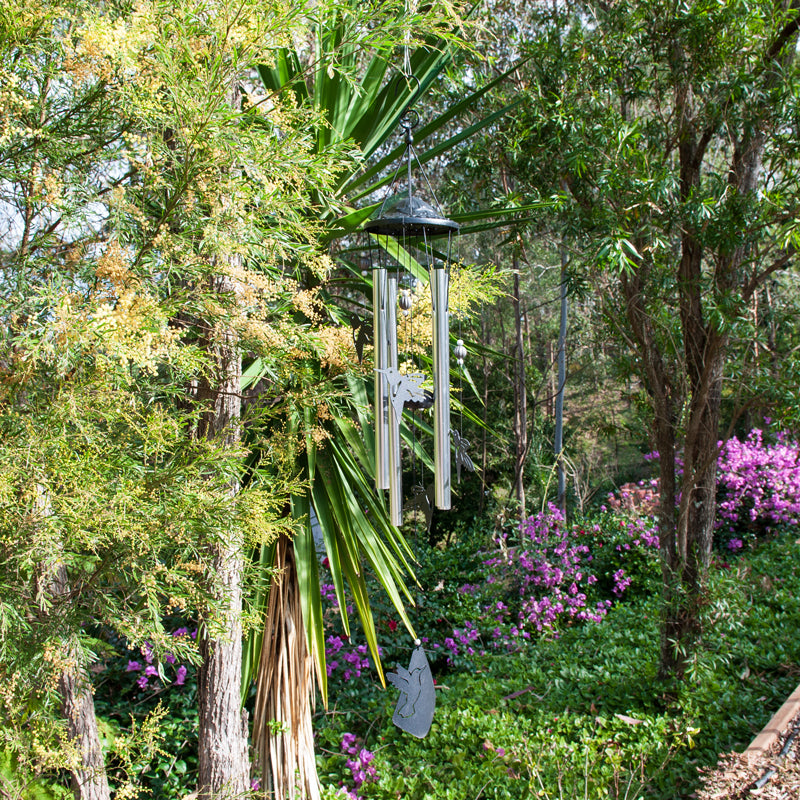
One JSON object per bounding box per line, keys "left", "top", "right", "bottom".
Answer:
{"left": 400, "top": 0, "right": 420, "bottom": 145}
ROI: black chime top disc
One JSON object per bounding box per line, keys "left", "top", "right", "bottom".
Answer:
{"left": 365, "top": 193, "right": 459, "bottom": 238}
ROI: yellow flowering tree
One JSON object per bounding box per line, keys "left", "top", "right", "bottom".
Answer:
{"left": 0, "top": 0, "right": 363, "bottom": 797}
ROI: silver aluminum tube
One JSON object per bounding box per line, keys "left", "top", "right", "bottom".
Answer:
{"left": 386, "top": 274, "right": 402, "bottom": 526}
{"left": 373, "top": 267, "right": 389, "bottom": 490}
{"left": 430, "top": 266, "right": 451, "bottom": 509}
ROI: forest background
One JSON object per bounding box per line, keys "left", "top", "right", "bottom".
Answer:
{"left": 1, "top": 0, "right": 800, "bottom": 798}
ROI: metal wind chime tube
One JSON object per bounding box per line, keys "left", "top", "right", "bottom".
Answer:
{"left": 386, "top": 274, "right": 403, "bottom": 525}
{"left": 373, "top": 265, "right": 390, "bottom": 490}
{"left": 430, "top": 263, "right": 451, "bottom": 509}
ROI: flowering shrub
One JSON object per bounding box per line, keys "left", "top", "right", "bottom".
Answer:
{"left": 584, "top": 500, "right": 661, "bottom": 600}
{"left": 319, "top": 578, "right": 384, "bottom": 687}
{"left": 317, "top": 506, "right": 662, "bottom": 682}
{"left": 623, "top": 425, "right": 800, "bottom": 551}
{"left": 485, "top": 506, "right": 612, "bottom": 637}
{"left": 716, "top": 427, "right": 800, "bottom": 542}
{"left": 326, "top": 636, "right": 374, "bottom": 681}
{"left": 91, "top": 621, "right": 201, "bottom": 797}
{"left": 124, "top": 627, "right": 196, "bottom": 692}
{"left": 424, "top": 505, "right": 653, "bottom": 662}
{"left": 336, "top": 733, "right": 378, "bottom": 799}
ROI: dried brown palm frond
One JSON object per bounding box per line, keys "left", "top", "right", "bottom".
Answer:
{"left": 252, "top": 534, "right": 321, "bottom": 800}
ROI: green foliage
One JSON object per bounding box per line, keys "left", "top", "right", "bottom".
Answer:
{"left": 581, "top": 507, "right": 662, "bottom": 601}
{"left": 0, "top": 749, "right": 71, "bottom": 800}
{"left": 0, "top": 0, "right": 379, "bottom": 788}
{"left": 315, "top": 531, "right": 800, "bottom": 799}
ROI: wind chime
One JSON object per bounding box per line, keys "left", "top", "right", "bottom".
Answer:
{"left": 351, "top": 58, "right": 477, "bottom": 740}
{"left": 365, "top": 140, "right": 459, "bottom": 528}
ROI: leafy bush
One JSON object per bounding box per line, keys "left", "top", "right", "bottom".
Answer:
{"left": 318, "top": 503, "right": 664, "bottom": 701}
{"left": 479, "top": 506, "right": 611, "bottom": 642}
{"left": 92, "top": 623, "right": 200, "bottom": 797}
{"left": 621, "top": 424, "right": 800, "bottom": 551}
{"left": 585, "top": 500, "right": 661, "bottom": 601}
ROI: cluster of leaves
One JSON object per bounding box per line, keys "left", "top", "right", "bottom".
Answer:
{"left": 91, "top": 623, "right": 201, "bottom": 797}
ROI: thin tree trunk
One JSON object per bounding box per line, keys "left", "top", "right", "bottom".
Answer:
{"left": 479, "top": 307, "right": 490, "bottom": 515}
{"left": 35, "top": 487, "right": 110, "bottom": 800}
{"left": 194, "top": 67, "right": 251, "bottom": 796}
{"left": 618, "top": 268, "right": 685, "bottom": 679}
{"left": 511, "top": 259, "right": 527, "bottom": 522}
{"left": 196, "top": 272, "right": 250, "bottom": 799}
{"left": 554, "top": 244, "right": 568, "bottom": 514}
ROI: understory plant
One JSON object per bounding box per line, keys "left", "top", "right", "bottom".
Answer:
{"left": 715, "top": 426, "right": 800, "bottom": 547}
{"left": 317, "top": 503, "right": 661, "bottom": 695}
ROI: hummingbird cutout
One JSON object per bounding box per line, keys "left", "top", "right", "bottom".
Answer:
{"left": 376, "top": 368, "right": 428, "bottom": 419}
{"left": 350, "top": 314, "right": 370, "bottom": 364}
{"left": 387, "top": 642, "right": 435, "bottom": 738}
{"left": 451, "top": 429, "right": 475, "bottom": 483}
{"left": 407, "top": 484, "right": 434, "bottom": 532}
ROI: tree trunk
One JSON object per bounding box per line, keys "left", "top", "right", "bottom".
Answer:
{"left": 511, "top": 261, "right": 528, "bottom": 522}
{"left": 253, "top": 536, "right": 320, "bottom": 800}
{"left": 196, "top": 273, "right": 250, "bottom": 799}
{"left": 479, "top": 307, "right": 490, "bottom": 515}
{"left": 35, "top": 487, "right": 110, "bottom": 800}
{"left": 58, "top": 650, "right": 111, "bottom": 800}
{"left": 554, "top": 244, "right": 568, "bottom": 514}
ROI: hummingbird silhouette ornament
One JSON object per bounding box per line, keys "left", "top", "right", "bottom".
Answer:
{"left": 387, "top": 641, "right": 436, "bottom": 738}
{"left": 349, "top": 314, "right": 370, "bottom": 364}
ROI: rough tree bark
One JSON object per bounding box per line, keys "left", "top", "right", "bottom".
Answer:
{"left": 35, "top": 487, "right": 110, "bottom": 800}
{"left": 57, "top": 649, "right": 111, "bottom": 800}
{"left": 195, "top": 271, "right": 250, "bottom": 798}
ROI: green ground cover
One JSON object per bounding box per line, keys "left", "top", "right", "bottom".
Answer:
{"left": 315, "top": 529, "right": 800, "bottom": 800}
